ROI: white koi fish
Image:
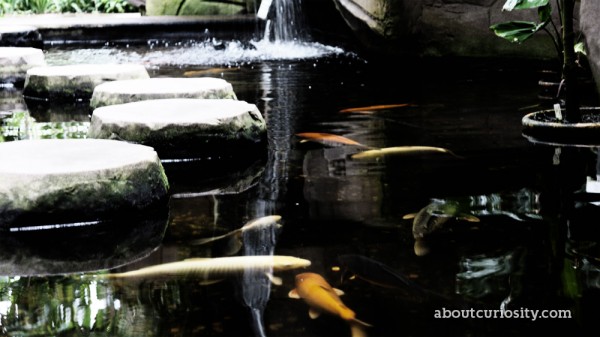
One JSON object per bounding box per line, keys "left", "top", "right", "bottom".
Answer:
{"left": 105, "top": 255, "right": 311, "bottom": 285}
{"left": 351, "top": 146, "right": 462, "bottom": 159}
{"left": 190, "top": 215, "right": 282, "bottom": 255}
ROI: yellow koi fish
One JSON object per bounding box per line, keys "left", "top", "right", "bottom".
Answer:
{"left": 351, "top": 146, "right": 462, "bottom": 160}
{"left": 105, "top": 255, "right": 311, "bottom": 285}
{"left": 289, "top": 272, "right": 371, "bottom": 337}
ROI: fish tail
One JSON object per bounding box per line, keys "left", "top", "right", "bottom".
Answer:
{"left": 349, "top": 319, "right": 371, "bottom": 337}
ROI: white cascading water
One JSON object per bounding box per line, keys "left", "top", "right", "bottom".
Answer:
{"left": 46, "top": 0, "right": 345, "bottom": 67}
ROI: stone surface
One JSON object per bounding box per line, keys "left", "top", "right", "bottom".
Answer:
{"left": 0, "top": 25, "right": 43, "bottom": 48}
{"left": 23, "top": 64, "right": 150, "bottom": 101}
{"left": 580, "top": 0, "right": 600, "bottom": 95}
{"left": 89, "top": 98, "right": 266, "bottom": 157}
{"left": 146, "top": 0, "right": 247, "bottom": 16}
{"left": 0, "top": 47, "right": 46, "bottom": 85}
{"left": 90, "top": 77, "right": 237, "bottom": 108}
{"left": 332, "top": 0, "right": 563, "bottom": 59}
{"left": 0, "top": 139, "right": 169, "bottom": 228}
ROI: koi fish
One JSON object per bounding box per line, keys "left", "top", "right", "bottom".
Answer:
{"left": 404, "top": 200, "right": 480, "bottom": 256}
{"left": 105, "top": 255, "right": 311, "bottom": 285}
{"left": 296, "top": 132, "right": 368, "bottom": 148}
{"left": 336, "top": 255, "right": 451, "bottom": 301}
{"left": 190, "top": 215, "right": 282, "bottom": 255}
{"left": 351, "top": 146, "right": 462, "bottom": 160}
{"left": 289, "top": 272, "right": 371, "bottom": 337}
{"left": 339, "top": 104, "right": 412, "bottom": 114}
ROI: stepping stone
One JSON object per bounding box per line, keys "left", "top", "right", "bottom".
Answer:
{"left": 88, "top": 98, "right": 266, "bottom": 158}
{"left": 0, "top": 139, "right": 170, "bottom": 228}
{"left": 0, "top": 47, "right": 46, "bottom": 86}
{"left": 23, "top": 63, "right": 150, "bottom": 102}
{"left": 90, "top": 77, "right": 237, "bottom": 109}
{"left": 0, "top": 25, "right": 43, "bottom": 48}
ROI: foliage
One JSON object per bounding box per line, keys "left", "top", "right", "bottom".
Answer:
{"left": 490, "top": 0, "right": 562, "bottom": 60}
{"left": 0, "top": 0, "right": 136, "bottom": 14}
{"left": 490, "top": 0, "right": 582, "bottom": 122}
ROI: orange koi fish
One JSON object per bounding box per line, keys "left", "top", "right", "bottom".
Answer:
{"left": 339, "top": 104, "right": 412, "bottom": 114}
{"left": 296, "top": 132, "right": 368, "bottom": 147}
{"left": 289, "top": 272, "right": 371, "bottom": 337}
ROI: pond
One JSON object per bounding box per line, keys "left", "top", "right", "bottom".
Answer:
{"left": 1, "top": 33, "right": 599, "bottom": 337}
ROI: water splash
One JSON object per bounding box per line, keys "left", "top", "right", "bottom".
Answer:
{"left": 45, "top": 39, "right": 345, "bottom": 67}
{"left": 45, "top": 0, "right": 345, "bottom": 67}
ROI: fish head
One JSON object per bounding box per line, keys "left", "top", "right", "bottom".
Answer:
{"left": 295, "top": 272, "right": 331, "bottom": 288}
{"left": 274, "top": 256, "right": 311, "bottom": 270}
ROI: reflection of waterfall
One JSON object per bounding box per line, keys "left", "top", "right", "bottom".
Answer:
{"left": 238, "top": 62, "right": 297, "bottom": 337}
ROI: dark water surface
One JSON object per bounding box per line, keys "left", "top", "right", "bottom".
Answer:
{"left": 1, "top": 43, "right": 599, "bottom": 337}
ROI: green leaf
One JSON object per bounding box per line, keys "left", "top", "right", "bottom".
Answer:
{"left": 490, "top": 21, "right": 547, "bottom": 43}
{"left": 574, "top": 42, "right": 587, "bottom": 55}
{"left": 503, "top": 0, "right": 550, "bottom": 11}
{"left": 537, "top": 3, "right": 552, "bottom": 22}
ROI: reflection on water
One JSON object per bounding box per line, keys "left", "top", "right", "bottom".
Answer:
{"left": 1, "top": 48, "right": 600, "bottom": 336}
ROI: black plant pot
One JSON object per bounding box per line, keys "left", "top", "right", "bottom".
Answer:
{"left": 522, "top": 107, "right": 600, "bottom": 145}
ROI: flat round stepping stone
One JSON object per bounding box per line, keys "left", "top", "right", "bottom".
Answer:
{"left": 23, "top": 63, "right": 150, "bottom": 102}
{"left": 0, "top": 47, "right": 46, "bottom": 85}
{"left": 90, "top": 77, "right": 237, "bottom": 109}
{"left": 0, "top": 25, "right": 42, "bottom": 48}
{"left": 89, "top": 98, "right": 266, "bottom": 158}
{"left": 0, "top": 139, "right": 169, "bottom": 228}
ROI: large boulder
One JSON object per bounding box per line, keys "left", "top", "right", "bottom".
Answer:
{"left": 0, "top": 139, "right": 169, "bottom": 228}
{"left": 330, "top": 0, "right": 563, "bottom": 59}
{"left": 580, "top": 0, "right": 600, "bottom": 95}
{"left": 146, "top": 0, "right": 247, "bottom": 15}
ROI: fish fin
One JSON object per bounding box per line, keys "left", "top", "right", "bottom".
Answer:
{"left": 459, "top": 214, "right": 480, "bottom": 222}
{"left": 402, "top": 213, "right": 417, "bottom": 220}
{"left": 349, "top": 319, "right": 372, "bottom": 337}
{"left": 223, "top": 237, "right": 243, "bottom": 256}
{"left": 351, "top": 318, "right": 373, "bottom": 328}
{"left": 309, "top": 308, "right": 321, "bottom": 319}
{"left": 198, "top": 279, "right": 224, "bottom": 286}
{"left": 333, "top": 287, "right": 345, "bottom": 296}
{"left": 265, "top": 272, "right": 282, "bottom": 286}
{"left": 288, "top": 289, "right": 300, "bottom": 299}
{"left": 190, "top": 233, "right": 228, "bottom": 245}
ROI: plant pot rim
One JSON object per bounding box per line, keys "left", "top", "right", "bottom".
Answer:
{"left": 522, "top": 107, "right": 600, "bottom": 146}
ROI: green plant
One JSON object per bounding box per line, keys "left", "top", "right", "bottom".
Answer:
{"left": 490, "top": 0, "right": 581, "bottom": 123}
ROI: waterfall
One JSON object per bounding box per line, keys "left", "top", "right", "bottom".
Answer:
{"left": 259, "top": 0, "right": 310, "bottom": 42}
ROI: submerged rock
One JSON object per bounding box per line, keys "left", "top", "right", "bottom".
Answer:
{"left": 0, "top": 47, "right": 46, "bottom": 86}
{"left": 90, "top": 77, "right": 237, "bottom": 108}
{"left": 0, "top": 139, "right": 169, "bottom": 228}
{"left": 23, "top": 63, "right": 150, "bottom": 102}
{"left": 89, "top": 98, "right": 266, "bottom": 158}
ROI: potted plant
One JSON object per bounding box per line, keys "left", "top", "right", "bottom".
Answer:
{"left": 490, "top": 0, "right": 600, "bottom": 143}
